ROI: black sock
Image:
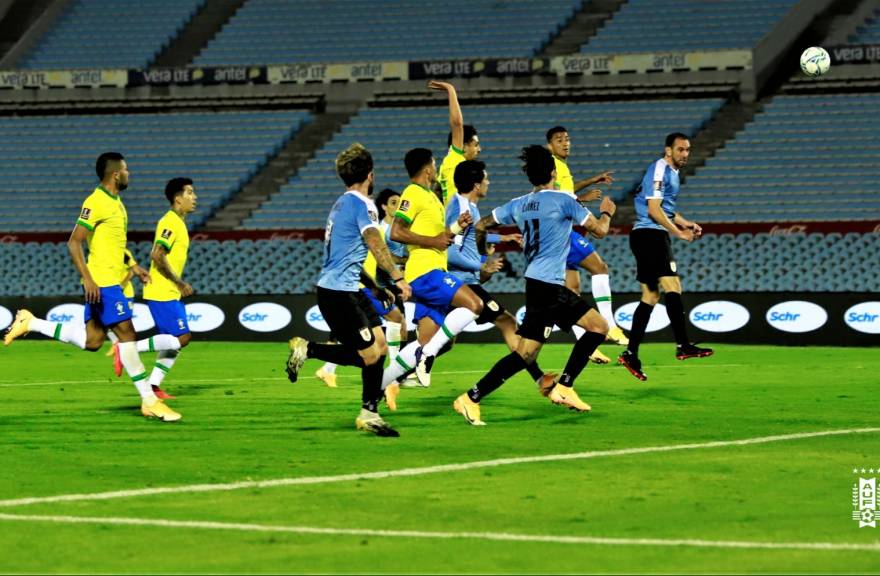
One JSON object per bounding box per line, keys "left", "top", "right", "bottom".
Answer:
{"left": 664, "top": 292, "right": 689, "bottom": 346}
{"left": 525, "top": 361, "right": 544, "bottom": 382}
{"left": 361, "top": 357, "right": 385, "bottom": 412}
{"left": 468, "top": 352, "right": 527, "bottom": 403}
{"left": 558, "top": 330, "right": 605, "bottom": 387}
{"left": 308, "top": 342, "right": 365, "bottom": 367}
{"left": 628, "top": 302, "right": 654, "bottom": 356}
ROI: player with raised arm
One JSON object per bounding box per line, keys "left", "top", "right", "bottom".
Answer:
{"left": 546, "top": 126, "right": 629, "bottom": 355}
{"left": 432, "top": 80, "right": 481, "bottom": 206}
{"left": 618, "top": 133, "right": 713, "bottom": 381}
{"left": 284, "top": 144, "right": 412, "bottom": 437}
{"left": 446, "top": 159, "right": 553, "bottom": 387}
{"left": 451, "top": 145, "right": 616, "bottom": 426}
{"left": 4, "top": 152, "right": 181, "bottom": 422}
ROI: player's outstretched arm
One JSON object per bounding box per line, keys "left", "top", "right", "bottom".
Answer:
{"left": 584, "top": 196, "right": 616, "bottom": 239}
{"left": 363, "top": 227, "right": 412, "bottom": 301}
{"left": 67, "top": 223, "right": 100, "bottom": 303}
{"left": 574, "top": 170, "right": 615, "bottom": 195}
{"left": 150, "top": 243, "right": 193, "bottom": 297}
{"left": 475, "top": 214, "right": 502, "bottom": 254}
{"left": 390, "top": 216, "right": 452, "bottom": 250}
{"left": 674, "top": 212, "right": 702, "bottom": 238}
{"left": 648, "top": 200, "right": 694, "bottom": 241}
{"left": 429, "top": 80, "right": 463, "bottom": 150}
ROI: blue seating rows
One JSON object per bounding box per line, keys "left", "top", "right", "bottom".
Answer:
{"left": 0, "top": 110, "right": 311, "bottom": 232}
{"left": 20, "top": 0, "right": 204, "bottom": 69}
{"left": 580, "top": 0, "right": 798, "bottom": 54}
{"left": 849, "top": 9, "right": 880, "bottom": 43}
{"left": 680, "top": 93, "right": 880, "bottom": 222}
{"left": 2, "top": 232, "right": 874, "bottom": 296}
{"left": 245, "top": 99, "right": 723, "bottom": 229}
{"left": 195, "top": 0, "right": 581, "bottom": 66}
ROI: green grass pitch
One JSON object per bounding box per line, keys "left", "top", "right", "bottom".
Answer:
{"left": 0, "top": 341, "right": 878, "bottom": 573}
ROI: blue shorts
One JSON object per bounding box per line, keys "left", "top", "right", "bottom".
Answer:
{"left": 146, "top": 300, "right": 190, "bottom": 336}
{"left": 566, "top": 231, "right": 596, "bottom": 270}
{"left": 84, "top": 285, "right": 132, "bottom": 327}
{"left": 361, "top": 288, "right": 395, "bottom": 317}
{"left": 410, "top": 269, "right": 463, "bottom": 326}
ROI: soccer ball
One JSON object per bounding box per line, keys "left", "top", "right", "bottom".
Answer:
{"left": 800, "top": 47, "right": 830, "bottom": 77}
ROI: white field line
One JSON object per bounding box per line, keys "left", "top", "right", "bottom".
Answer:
{"left": 1, "top": 427, "right": 876, "bottom": 509}
{"left": 0, "top": 513, "right": 877, "bottom": 553}
{"left": 0, "top": 365, "right": 750, "bottom": 388}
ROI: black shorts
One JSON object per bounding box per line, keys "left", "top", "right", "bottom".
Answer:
{"left": 469, "top": 283, "right": 506, "bottom": 325}
{"left": 316, "top": 287, "right": 382, "bottom": 351}
{"left": 629, "top": 228, "right": 677, "bottom": 289}
{"left": 518, "top": 278, "right": 590, "bottom": 343}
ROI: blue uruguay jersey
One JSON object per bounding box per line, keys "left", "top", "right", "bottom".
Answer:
{"left": 445, "top": 193, "right": 482, "bottom": 285}
{"left": 317, "top": 191, "right": 380, "bottom": 292}
{"left": 493, "top": 189, "right": 591, "bottom": 286}
{"left": 634, "top": 158, "right": 680, "bottom": 231}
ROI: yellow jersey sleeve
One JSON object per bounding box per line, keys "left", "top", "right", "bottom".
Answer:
{"left": 144, "top": 211, "right": 190, "bottom": 302}
{"left": 438, "top": 145, "right": 466, "bottom": 206}
{"left": 78, "top": 187, "right": 128, "bottom": 288}
{"left": 553, "top": 156, "right": 574, "bottom": 192}
{"left": 394, "top": 184, "right": 447, "bottom": 283}
{"left": 76, "top": 192, "right": 108, "bottom": 232}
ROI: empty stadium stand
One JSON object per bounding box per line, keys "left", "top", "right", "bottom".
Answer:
{"left": 579, "top": 0, "right": 799, "bottom": 54}
{"left": 194, "top": 0, "right": 582, "bottom": 66}
{"left": 848, "top": 7, "right": 880, "bottom": 43}
{"left": 679, "top": 93, "right": 880, "bottom": 222}
{"left": 19, "top": 0, "right": 204, "bottom": 69}
{"left": 0, "top": 110, "right": 311, "bottom": 232}
{"left": 2, "top": 232, "right": 875, "bottom": 297}
{"left": 244, "top": 98, "right": 724, "bottom": 229}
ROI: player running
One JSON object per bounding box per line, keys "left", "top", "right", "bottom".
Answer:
{"left": 446, "top": 159, "right": 552, "bottom": 386}
{"left": 110, "top": 178, "right": 198, "bottom": 399}
{"left": 284, "top": 143, "right": 412, "bottom": 437}
{"left": 452, "top": 145, "right": 616, "bottom": 425}
{"left": 546, "top": 126, "right": 629, "bottom": 356}
{"left": 4, "top": 152, "right": 181, "bottom": 422}
{"left": 618, "top": 133, "right": 713, "bottom": 381}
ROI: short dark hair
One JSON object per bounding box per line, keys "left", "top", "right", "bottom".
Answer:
{"left": 546, "top": 126, "right": 567, "bottom": 142}
{"left": 375, "top": 188, "right": 399, "bottom": 220}
{"left": 95, "top": 152, "right": 124, "bottom": 180}
{"left": 404, "top": 148, "right": 433, "bottom": 178}
{"left": 164, "top": 177, "right": 193, "bottom": 204}
{"left": 336, "top": 143, "right": 373, "bottom": 187}
{"left": 519, "top": 145, "right": 555, "bottom": 187}
{"left": 665, "top": 132, "right": 689, "bottom": 148}
{"left": 447, "top": 125, "right": 478, "bottom": 148}
{"left": 453, "top": 160, "right": 486, "bottom": 195}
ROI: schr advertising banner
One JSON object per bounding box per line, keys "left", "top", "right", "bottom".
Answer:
{"left": 1, "top": 294, "right": 877, "bottom": 346}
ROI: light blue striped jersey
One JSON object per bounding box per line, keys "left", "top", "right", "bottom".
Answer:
{"left": 492, "top": 189, "right": 591, "bottom": 286}
{"left": 316, "top": 191, "right": 380, "bottom": 292}
{"left": 634, "top": 158, "right": 680, "bottom": 231}
{"left": 445, "top": 193, "right": 482, "bottom": 285}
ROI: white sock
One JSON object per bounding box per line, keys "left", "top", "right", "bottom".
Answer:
{"left": 591, "top": 274, "right": 616, "bottom": 328}
{"left": 136, "top": 334, "right": 181, "bottom": 353}
{"left": 385, "top": 321, "right": 402, "bottom": 364}
{"left": 107, "top": 331, "right": 119, "bottom": 344}
{"left": 29, "top": 318, "right": 86, "bottom": 350}
{"left": 321, "top": 362, "right": 337, "bottom": 374}
{"left": 572, "top": 324, "right": 586, "bottom": 340}
{"left": 422, "top": 308, "right": 477, "bottom": 357}
{"left": 117, "top": 341, "right": 152, "bottom": 400}
{"left": 148, "top": 349, "right": 179, "bottom": 387}
{"left": 382, "top": 341, "right": 419, "bottom": 389}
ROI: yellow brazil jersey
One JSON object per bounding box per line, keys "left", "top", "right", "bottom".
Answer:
{"left": 121, "top": 248, "right": 135, "bottom": 298}
{"left": 143, "top": 210, "right": 190, "bottom": 302}
{"left": 395, "top": 183, "right": 447, "bottom": 283}
{"left": 553, "top": 155, "right": 574, "bottom": 192}
{"left": 362, "top": 219, "right": 389, "bottom": 283}
{"left": 76, "top": 186, "right": 128, "bottom": 288}
{"left": 438, "top": 145, "right": 466, "bottom": 206}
